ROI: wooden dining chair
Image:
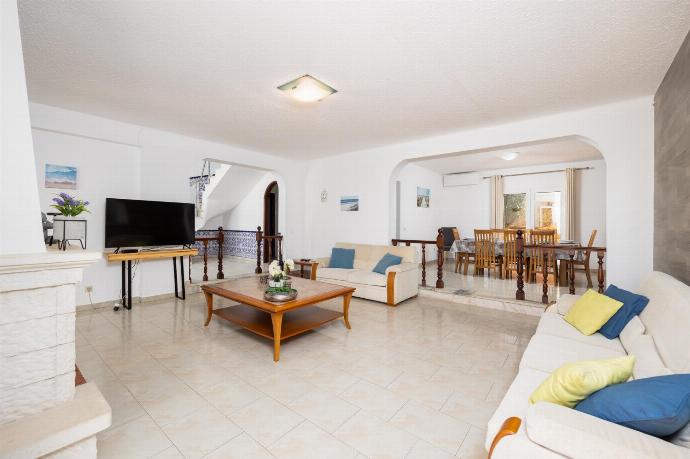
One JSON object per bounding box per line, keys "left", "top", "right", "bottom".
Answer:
{"left": 572, "top": 229, "right": 597, "bottom": 288}
{"left": 503, "top": 229, "right": 520, "bottom": 279}
{"left": 528, "top": 229, "right": 557, "bottom": 283}
{"left": 474, "top": 229, "right": 499, "bottom": 277}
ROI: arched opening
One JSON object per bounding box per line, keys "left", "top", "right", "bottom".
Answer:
{"left": 263, "top": 180, "right": 279, "bottom": 262}
{"left": 388, "top": 135, "right": 607, "bottom": 307}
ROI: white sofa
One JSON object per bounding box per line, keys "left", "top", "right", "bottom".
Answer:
{"left": 487, "top": 271, "right": 690, "bottom": 458}
{"left": 314, "top": 242, "right": 419, "bottom": 306}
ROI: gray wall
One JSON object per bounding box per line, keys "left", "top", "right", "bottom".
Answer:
{"left": 654, "top": 31, "right": 690, "bottom": 284}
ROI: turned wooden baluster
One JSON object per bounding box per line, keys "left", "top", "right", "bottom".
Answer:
{"left": 541, "top": 252, "right": 549, "bottom": 304}
{"left": 421, "top": 243, "right": 427, "bottom": 287}
{"left": 597, "top": 250, "right": 605, "bottom": 293}
{"left": 216, "top": 227, "right": 225, "bottom": 279}
{"left": 436, "top": 228, "right": 444, "bottom": 289}
{"left": 568, "top": 250, "right": 576, "bottom": 295}
{"left": 515, "top": 230, "right": 525, "bottom": 300}
{"left": 255, "top": 226, "right": 263, "bottom": 274}
{"left": 202, "top": 240, "right": 209, "bottom": 282}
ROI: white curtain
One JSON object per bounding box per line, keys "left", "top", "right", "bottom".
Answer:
{"left": 563, "top": 168, "right": 576, "bottom": 240}
{"left": 489, "top": 175, "right": 504, "bottom": 228}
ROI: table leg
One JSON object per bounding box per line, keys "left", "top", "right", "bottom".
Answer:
{"left": 343, "top": 292, "right": 353, "bottom": 329}
{"left": 271, "top": 312, "right": 283, "bottom": 362}
{"left": 464, "top": 254, "right": 470, "bottom": 275}
{"left": 204, "top": 291, "right": 213, "bottom": 326}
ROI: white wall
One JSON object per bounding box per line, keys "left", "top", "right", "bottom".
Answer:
{"left": 439, "top": 159, "right": 607, "bottom": 249}
{"left": 220, "top": 172, "right": 278, "bottom": 231}
{"left": 29, "top": 103, "right": 308, "bottom": 304}
{"left": 304, "top": 98, "right": 653, "bottom": 290}
{"left": 0, "top": 1, "right": 45, "bottom": 255}
{"left": 32, "top": 129, "right": 141, "bottom": 305}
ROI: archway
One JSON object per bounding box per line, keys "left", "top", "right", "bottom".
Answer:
{"left": 263, "top": 181, "right": 279, "bottom": 262}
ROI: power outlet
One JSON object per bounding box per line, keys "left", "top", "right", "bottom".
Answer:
{"left": 85, "top": 286, "right": 93, "bottom": 293}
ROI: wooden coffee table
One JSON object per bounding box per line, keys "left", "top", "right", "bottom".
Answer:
{"left": 202, "top": 276, "right": 355, "bottom": 361}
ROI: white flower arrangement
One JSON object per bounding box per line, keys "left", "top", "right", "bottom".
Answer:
{"left": 269, "top": 259, "right": 294, "bottom": 281}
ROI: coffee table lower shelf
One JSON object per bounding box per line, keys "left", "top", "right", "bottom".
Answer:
{"left": 213, "top": 304, "right": 344, "bottom": 341}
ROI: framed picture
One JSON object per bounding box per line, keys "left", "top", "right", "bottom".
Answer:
{"left": 417, "top": 187, "right": 430, "bottom": 208}
{"left": 45, "top": 164, "right": 77, "bottom": 189}
{"left": 340, "top": 195, "right": 359, "bottom": 211}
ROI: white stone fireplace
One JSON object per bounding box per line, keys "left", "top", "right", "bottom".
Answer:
{"left": 0, "top": 252, "right": 111, "bottom": 458}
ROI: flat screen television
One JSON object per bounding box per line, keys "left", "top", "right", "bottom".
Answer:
{"left": 105, "top": 198, "right": 195, "bottom": 248}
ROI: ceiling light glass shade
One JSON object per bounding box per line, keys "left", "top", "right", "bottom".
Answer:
{"left": 500, "top": 152, "right": 519, "bottom": 161}
{"left": 277, "top": 75, "right": 337, "bottom": 102}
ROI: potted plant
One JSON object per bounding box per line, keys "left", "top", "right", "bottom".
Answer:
{"left": 268, "top": 259, "right": 295, "bottom": 288}
{"left": 51, "top": 193, "right": 90, "bottom": 249}
{"left": 51, "top": 193, "right": 90, "bottom": 217}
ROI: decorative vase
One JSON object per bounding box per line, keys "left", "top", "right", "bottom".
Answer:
{"left": 268, "top": 279, "right": 284, "bottom": 288}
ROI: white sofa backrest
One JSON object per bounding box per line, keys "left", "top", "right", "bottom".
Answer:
{"left": 638, "top": 271, "right": 690, "bottom": 373}
{"left": 334, "top": 242, "right": 416, "bottom": 270}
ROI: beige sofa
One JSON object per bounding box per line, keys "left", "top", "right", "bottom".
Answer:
{"left": 487, "top": 271, "right": 690, "bottom": 458}
{"left": 314, "top": 242, "right": 419, "bottom": 306}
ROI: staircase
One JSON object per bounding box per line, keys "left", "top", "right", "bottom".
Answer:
{"left": 190, "top": 160, "right": 267, "bottom": 230}
{"left": 192, "top": 160, "right": 231, "bottom": 229}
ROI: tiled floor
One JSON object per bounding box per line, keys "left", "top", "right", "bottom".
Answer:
{"left": 77, "top": 287, "right": 538, "bottom": 458}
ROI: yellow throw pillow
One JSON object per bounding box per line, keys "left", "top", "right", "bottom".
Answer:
{"left": 529, "top": 355, "right": 635, "bottom": 408}
{"left": 565, "top": 289, "right": 624, "bottom": 335}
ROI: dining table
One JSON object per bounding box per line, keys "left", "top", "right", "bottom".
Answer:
{"left": 450, "top": 238, "right": 584, "bottom": 284}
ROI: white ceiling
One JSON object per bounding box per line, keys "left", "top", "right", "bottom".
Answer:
{"left": 412, "top": 137, "right": 603, "bottom": 174}
{"left": 17, "top": 1, "right": 690, "bottom": 159}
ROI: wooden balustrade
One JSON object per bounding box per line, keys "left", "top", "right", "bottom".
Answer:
{"left": 254, "top": 226, "right": 284, "bottom": 274}
{"left": 514, "top": 228, "right": 607, "bottom": 304}
{"left": 392, "top": 228, "right": 444, "bottom": 288}
{"left": 193, "top": 226, "right": 225, "bottom": 281}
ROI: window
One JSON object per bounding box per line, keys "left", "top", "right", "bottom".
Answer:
{"left": 534, "top": 191, "right": 561, "bottom": 234}
{"left": 503, "top": 193, "right": 527, "bottom": 228}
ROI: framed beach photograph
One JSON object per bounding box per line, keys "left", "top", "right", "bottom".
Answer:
{"left": 416, "top": 187, "right": 430, "bottom": 208}
{"left": 340, "top": 195, "right": 359, "bottom": 211}
{"left": 45, "top": 164, "right": 77, "bottom": 189}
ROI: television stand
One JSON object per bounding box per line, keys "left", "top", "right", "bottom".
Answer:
{"left": 106, "top": 248, "right": 198, "bottom": 310}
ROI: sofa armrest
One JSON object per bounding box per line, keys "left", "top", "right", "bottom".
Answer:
{"left": 386, "top": 262, "right": 419, "bottom": 273}
{"left": 489, "top": 417, "right": 522, "bottom": 458}
{"left": 526, "top": 402, "right": 689, "bottom": 458}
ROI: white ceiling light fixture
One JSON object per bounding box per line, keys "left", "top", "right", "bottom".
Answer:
{"left": 499, "top": 152, "right": 520, "bottom": 161}
{"left": 277, "top": 74, "right": 337, "bottom": 103}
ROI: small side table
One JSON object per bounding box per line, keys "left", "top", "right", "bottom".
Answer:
{"left": 53, "top": 218, "right": 87, "bottom": 251}
{"left": 293, "top": 259, "right": 319, "bottom": 280}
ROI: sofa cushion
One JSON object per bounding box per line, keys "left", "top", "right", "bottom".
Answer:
{"left": 318, "top": 267, "right": 358, "bottom": 282}
{"left": 620, "top": 315, "right": 646, "bottom": 352}
{"left": 565, "top": 289, "right": 624, "bottom": 336}
{"left": 329, "top": 248, "right": 355, "bottom": 269}
{"left": 346, "top": 270, "right": 387, "bottom": 287}
{"left": 599, "top": 285, "right": 649, "bottom": 339}
{"left": 520, "top": 334, "right": 625, "bottom": 374}
{"left": 626, "top": 335, "right": 672, "bottom": 380}
{"left": 556, "top": 294, "right": 582, "bottom": 315}
{"left": 639, "top": 272, "right": 690, "bottom": 373}
{"left": 575, "top": 374, "right": 690, "bottom": 438}
{"left": 486, "top": 367, "right": 551, "bottom": 451}
{"left": 372, "top": 253, "right": 402, "bottom": 274}
{"left": 536, "top": 313, "right": 624, "bottom": 351}
{"left": 529, "top": 355, "right": 635, "bottom": 408}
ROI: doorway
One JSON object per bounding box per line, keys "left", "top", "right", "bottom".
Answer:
{"left": 263, "top": 181, "right": 279, "bottom": 262}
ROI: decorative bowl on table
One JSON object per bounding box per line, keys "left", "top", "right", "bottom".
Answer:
{"left": 264, "top": 288, "right": 298, "bottom": 302}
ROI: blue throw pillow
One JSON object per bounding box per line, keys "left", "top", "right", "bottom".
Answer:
{"left": 599, "top": 284, "right": 649, "bottom": 339}
{"left": 328, "top": 248, "right": 355, "bottom": 269}
{"left": 575, "top": 374, "right": 690, "bottom": 437}
{"left": 372, "top": 253, "right": 403, "bottom": 274}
